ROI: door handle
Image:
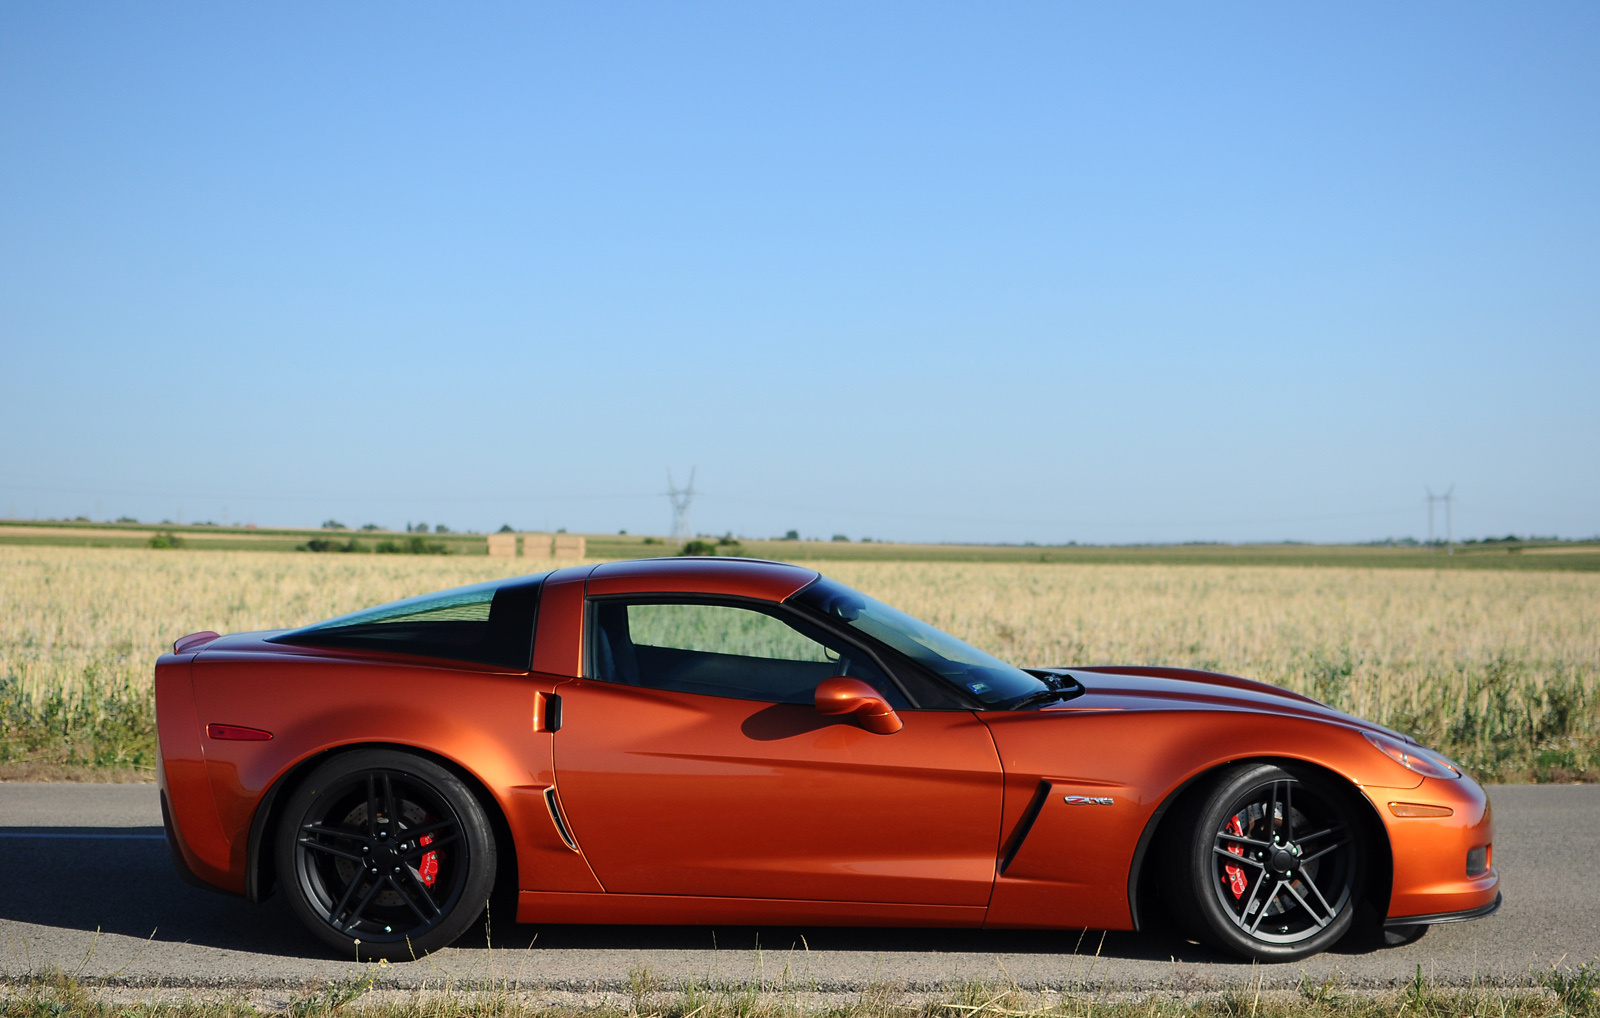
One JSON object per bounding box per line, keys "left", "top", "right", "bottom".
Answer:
{"left": 532, "top": 692, "right": 563, "bottom": 733}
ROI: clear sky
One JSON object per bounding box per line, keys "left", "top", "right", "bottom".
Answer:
{"left": 2, "top": 3, "right": 1596, "bottom": 544}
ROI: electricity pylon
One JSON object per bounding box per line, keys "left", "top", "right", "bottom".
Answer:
{"left": 1425, "top": 486, "right": 1456, "bottom": 555}
{"left": 667, "top": 468, "right": 696, "bottom": 545}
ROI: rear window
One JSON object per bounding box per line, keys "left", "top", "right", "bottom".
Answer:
{"left": 270, "top": 574, "right": 547, "bottom": 669}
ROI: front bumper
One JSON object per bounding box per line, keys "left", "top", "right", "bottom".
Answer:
{"left": 1369, "top": 773, "right": 1500, "bottom": 920}
{"left": 1385, "top": 892, "right": 1502, "bottom": 928}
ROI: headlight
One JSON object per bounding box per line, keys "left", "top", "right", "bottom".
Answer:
{"left": 1364, "top": 731, "right": 1461, "bottom": 779}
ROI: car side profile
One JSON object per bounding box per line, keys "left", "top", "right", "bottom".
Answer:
{"left": 156, "top": 558, "right": 1499, "bottom": 961}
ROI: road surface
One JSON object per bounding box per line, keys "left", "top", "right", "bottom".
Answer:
{"left": 1, "top": 783, "right": 1595, "bottom": 992}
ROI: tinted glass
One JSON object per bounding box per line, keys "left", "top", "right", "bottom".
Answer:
{"left": 271, "top": 574, "right": 547, "bottom": 669}
{"left": 792, "top": 576, "right": 1052, "bottom": 707}
{"left": 590, "top": 599, "right": 906, "bottom": 707}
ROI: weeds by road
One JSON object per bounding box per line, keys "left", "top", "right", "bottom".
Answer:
{"left": 3, "top": 965, "right": 1599, "bottom": 1018}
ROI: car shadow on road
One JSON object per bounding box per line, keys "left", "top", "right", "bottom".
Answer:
{"left": 0, "top": 828, "right": 318, "bottom": 957}
{"left": 0, "top": 828, "right": 1396, "bottom": 966}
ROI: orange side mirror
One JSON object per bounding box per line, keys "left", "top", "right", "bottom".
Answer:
{"left": 814, "top": 676, "right": 903, "bottom": 735}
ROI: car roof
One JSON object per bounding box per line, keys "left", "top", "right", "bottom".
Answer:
{"left": 586, "top": 557, "right": 820, "bottom": 601}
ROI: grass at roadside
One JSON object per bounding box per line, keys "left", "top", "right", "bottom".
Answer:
{"left": 4, "top": 966, "right": 1599, "bottom": 1018}
{"left": 6, "top": 519, "right": 1600, "bottom": 571}
{"left": 2, "top": 547, "right": 1597, "bottom": 781}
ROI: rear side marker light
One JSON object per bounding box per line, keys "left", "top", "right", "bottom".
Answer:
{"left": 1466, "top": 845, "right": 1490, "bottom": 876}
{"left": 206, "top": 724, "right": 273, "bottom": 741}
{"left": 1387, "top": 801, "right": 1454, "bottom": 818}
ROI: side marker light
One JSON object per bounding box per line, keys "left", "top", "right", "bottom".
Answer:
{"left": 1387, "top": 801, "right": 1454, "bottom": 818}
{"left": 206, "top": 724, "right": 273, "bottom": 741}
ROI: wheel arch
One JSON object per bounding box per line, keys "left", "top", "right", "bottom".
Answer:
{"left": 1127, "top": 756, "right": 1392, "bottom": 932}
{"left": 245, "top": 741, "right": 520, "bottom": 915}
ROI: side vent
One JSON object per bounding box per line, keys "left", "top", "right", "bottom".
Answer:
{"left": 543, "top": 786, "right": 579, "bottom": 852}
{"left": 998, "top": 780, "right": 1052, "bottom": 874}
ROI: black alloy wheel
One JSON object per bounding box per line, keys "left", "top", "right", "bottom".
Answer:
{"left": 1168, "top": 763, "right": 1366, "bottom": 961}
{"left": 275, "top": 749, "right": 497, "bottom": 959}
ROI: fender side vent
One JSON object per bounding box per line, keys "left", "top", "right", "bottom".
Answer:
{"left": 543, "top": 786, "right": 579, "bottom": 852}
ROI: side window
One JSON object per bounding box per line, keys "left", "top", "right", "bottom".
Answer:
{"left": 589, "top": 600, "right": 907, "bottom": 708}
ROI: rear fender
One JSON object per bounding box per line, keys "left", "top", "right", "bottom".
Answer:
{"left": 243, "top": 741, "right": 523, "bottom": 907}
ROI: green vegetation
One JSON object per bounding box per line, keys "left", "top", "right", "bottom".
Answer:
{"left": 375, "top": 536, "right": 449, "bottom": 555}
{"left": 678, "top": 535, "right": 745, "bottom": 557}
{"left": 0, "top": 520, "right": 486, "bottom": 555}
{"left": 0, "top": 666, "right": 154, "bottom": 773}
{"left": 7, "top": 519, "right": 1598, "bottom": 569}
{"left": 585, "top": 532, "right": 1600, "bottom": 570}
{"left": 3, "top": 966, "right": 1600, "bottom": 1018}
{"left": 301, "top": 538, "right": 366, "bottom": 553}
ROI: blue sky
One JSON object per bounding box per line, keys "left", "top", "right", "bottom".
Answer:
{"left": 2, "top": 3, "right": 1596, "bottom": 543}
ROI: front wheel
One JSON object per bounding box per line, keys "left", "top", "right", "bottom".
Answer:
{"left": 275, "top": 749, "right": 497, "bottom": 959}
{"left": 1167, "top": 763, "right": 1367, "bottom": 961}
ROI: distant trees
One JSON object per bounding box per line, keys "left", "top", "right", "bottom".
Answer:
{"left": 375, "top": 536, "right": 448, "bottom": 555}
{"left": 300, "top": 537, "right": 363, "bottom": 553}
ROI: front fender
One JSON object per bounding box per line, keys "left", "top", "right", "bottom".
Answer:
{"left": 979, "top": 708, "right": 1418, "bottom": 930}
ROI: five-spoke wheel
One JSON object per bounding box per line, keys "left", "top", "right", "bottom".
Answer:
{"left": 1168, "top": 763, "right": 1366, "bottom": 961}
{"left": 275, "top": 749, "right": 496, "bottom": 958}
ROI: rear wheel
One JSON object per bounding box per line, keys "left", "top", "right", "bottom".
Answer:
{"left": 1168, "top": 763, "right": 1366, "bottom": 961}
{"left": 275, "top": 749, "right": 497, "bottom": 959}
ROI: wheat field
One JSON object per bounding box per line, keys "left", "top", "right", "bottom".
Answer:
{"left": 1, "top": 546, "right": 1595, "bottom": 779}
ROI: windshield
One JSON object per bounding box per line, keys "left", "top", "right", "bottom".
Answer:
{"left": 791, "top": 576, "right": 1058, "bottom": 707}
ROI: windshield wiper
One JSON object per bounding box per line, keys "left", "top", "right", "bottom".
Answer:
{"left": 1004, "top": 689, "right": 1074, "bottom": 711}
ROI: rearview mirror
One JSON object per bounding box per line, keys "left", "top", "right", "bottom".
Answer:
{"left": 814, "top": 676, "right": 903, "bottom": 735}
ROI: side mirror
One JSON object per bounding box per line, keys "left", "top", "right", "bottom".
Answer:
{"left": 814, "top": 676, "right": 903, "bottom": 735}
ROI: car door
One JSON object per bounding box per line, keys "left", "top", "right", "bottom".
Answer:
{"left": 551, "top": 596, "right": 1005, "bottom": 906}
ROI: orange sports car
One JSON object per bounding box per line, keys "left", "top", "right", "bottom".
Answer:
{"left": 155, "top": 558, "right": 1498, "bottom": 961}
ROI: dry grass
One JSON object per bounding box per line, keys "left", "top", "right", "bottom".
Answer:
{"left": 1, "top": 547, "right": 1596, "bottom": 780}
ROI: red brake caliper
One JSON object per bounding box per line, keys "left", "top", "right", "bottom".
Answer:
{"left": 1224, "top": 815, "right": 1248, "bottom": 898}
{"left": 418, "top": 833, "right": 439, "bottom": 887}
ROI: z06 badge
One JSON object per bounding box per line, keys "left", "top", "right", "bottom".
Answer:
{"left": 1063, "top": 795, "right": 1115, "bottom": 805}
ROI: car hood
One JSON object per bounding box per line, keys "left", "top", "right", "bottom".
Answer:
{"left": 1037, "top": 665, "right": 1413, "bottom": 742}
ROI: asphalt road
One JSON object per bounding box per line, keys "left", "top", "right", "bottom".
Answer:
{"left": 1, "top": 783, "right": 1595, "bottom": 992}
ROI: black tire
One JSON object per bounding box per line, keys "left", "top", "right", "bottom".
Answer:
{"left": 1166, "top": 763, "right": 1366, "bottom": 962}
{"left": 1382, "top": 923, "right": 1428, "bottom": 947}
{"left": 274, "top": 749, "right": 497, "bottom": 960}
